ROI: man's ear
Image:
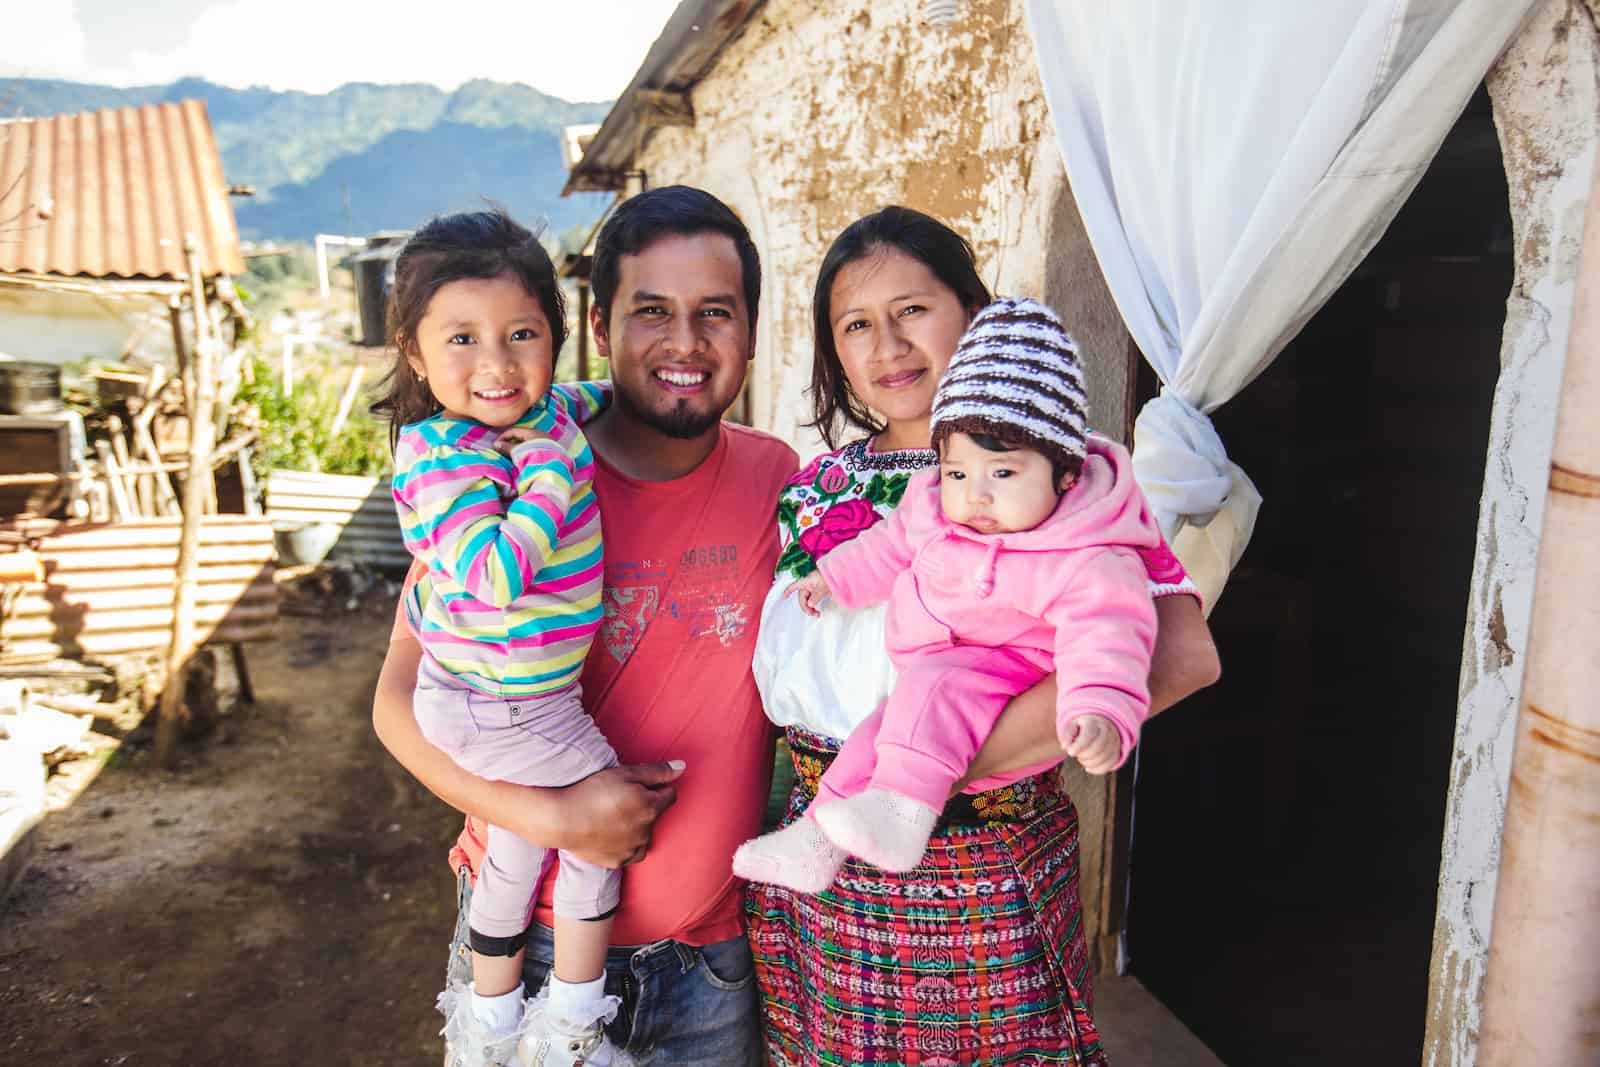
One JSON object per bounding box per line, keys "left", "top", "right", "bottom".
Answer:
{"left": 590, "top": 303, "right": 612, "bottom": 359}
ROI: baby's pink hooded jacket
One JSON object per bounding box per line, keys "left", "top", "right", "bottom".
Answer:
{"left": 817, "top": 435, "right": 1162, "bottom": 765}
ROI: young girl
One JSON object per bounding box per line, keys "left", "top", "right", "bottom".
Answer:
{"left": 378, "top": 210, "right": 630, "bottom": 1067}
{"left": 735, "top": 296, "right": 1161, "bottom": 891}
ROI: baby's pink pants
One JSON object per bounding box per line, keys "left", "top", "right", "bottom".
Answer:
{"left": 813, "top": 644, "right": 1054, "bottom": 813}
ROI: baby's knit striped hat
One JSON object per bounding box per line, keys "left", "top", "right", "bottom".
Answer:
{"left": 930, "top": 296, "right": 1088, "bottom": 477}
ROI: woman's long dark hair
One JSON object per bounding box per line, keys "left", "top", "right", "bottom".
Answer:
{"left": 807, "top": 206, "right": 991, "bottom": 449}
{"left": 370, "top": 209, "right": 569, "bottom": 447}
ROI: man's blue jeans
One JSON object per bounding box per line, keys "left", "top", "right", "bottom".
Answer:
{"left": 446, "top": 868, "right": 764, "bottom": 1065}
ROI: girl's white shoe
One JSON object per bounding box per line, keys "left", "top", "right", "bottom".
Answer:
{"left": 436, "top": 980, "right": 522, "bottom": 1067}
{"left": 516, "top": 984, "right": 633, "bottom": 1067}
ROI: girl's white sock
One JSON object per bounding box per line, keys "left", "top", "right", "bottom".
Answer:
{"left": 469, "top": 982, "right": 525, "bottom": 1031}
{"left": 548, "top": 974, "right": 607, "bottom": 1023}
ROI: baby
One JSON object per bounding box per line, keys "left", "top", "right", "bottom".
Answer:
{"left": 735, "top": 297, "right": 1162, "bottom": 891}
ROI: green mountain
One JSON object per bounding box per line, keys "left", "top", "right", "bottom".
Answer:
{"left": 2, "top": 77, "right": 613, "bottom": 242}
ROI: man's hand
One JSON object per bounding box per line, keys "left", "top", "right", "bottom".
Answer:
{"left": 1063, "top": 715, "right": 1120, "bottom": 775}
{"left": 551, "top": 761, "right": 685, "bottom": 868}
{"left": 784, "top": 571, "right": 832, "bottom": 617}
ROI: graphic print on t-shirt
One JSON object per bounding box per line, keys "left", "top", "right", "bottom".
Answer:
{"left": 600, "top": 557, "right": 667, "bottom": 663}
{"left": 671, "top": 543, "right": 749, "bottom": 648}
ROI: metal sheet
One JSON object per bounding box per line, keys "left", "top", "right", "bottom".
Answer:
{"left": 0, "top": 99, "right": 244, "bottom": 280}
{"left": 0, "top": 517, "right": 277, "bottom": 665}
{"left": 266, "top": 470, "right": 410, "bottom": 569}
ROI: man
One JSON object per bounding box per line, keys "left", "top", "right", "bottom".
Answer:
{"left": 374, "top": 185, "right": 798, "bottom": 1065}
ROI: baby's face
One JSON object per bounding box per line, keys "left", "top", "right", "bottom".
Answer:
{"left": 937, "top": 432, "right": 1064, "bottom": 535}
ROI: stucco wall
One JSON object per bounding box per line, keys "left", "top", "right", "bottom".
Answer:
{"left": 1425, "top": 2, "right": 1599, "bottom": 1063}
{"left": 624, "top": 0, "right": 1135, "bottom": 963}
{"left": 628, "top": 0, "right": 1127, "bottom": 453}
{"left": 0, "top": 287, "right": 166, "bottom": 367}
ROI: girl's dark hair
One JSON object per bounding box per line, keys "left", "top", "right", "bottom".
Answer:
{"left": 954, "top": 430, "right": 1079, "bottom": 488}
{"left": 808, "top": 206, "right": 992, "bottom": 449}
{"left": 371, "top": 209, "right": 569, "bottom": 445}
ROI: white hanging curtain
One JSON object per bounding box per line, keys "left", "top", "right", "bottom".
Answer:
{"left": 1022, "top": 0, "right": 1538, "bottom": 608}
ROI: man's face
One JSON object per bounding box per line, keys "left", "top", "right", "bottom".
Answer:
{"left": 593, "top": 231, "right": 753, "bottom": 439}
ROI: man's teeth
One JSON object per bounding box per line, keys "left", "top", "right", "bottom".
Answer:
{"left": 656, "top": 369, "right": 709, "bottom": 386}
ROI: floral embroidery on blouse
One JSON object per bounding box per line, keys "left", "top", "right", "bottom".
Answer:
{"left": 773, "top": 438, "right": 933, "bottom": 580}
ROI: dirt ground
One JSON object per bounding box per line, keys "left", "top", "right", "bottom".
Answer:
{"left": 0, "top": 588, "right": 465, "bottom": 1065}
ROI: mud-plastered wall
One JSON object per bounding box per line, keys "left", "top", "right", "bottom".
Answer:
{"left": 629, "top": 0, "right": 1129, "bottom": 454}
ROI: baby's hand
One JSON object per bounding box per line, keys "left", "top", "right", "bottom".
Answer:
{"left": 493, "top": 427, "right": 539, "bottom": 458}
{"left": 784, "top": 571, "right": 832, "bottom": 617}
{"left": 1064, "top": 715, "right": 1121, "bottom": 775}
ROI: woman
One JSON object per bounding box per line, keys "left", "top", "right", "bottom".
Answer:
{"left": 746, "top": 206, "right": 1218, "bottom": 1066}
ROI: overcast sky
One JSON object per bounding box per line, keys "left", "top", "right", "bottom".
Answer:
{"left": 2, "top": 0, "right": 682, "bottom": 102}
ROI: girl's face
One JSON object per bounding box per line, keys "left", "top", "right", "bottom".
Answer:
{"left": 938, "top": 432, "right": 1064, "bottom": 534}
{"left": 405, "top": 273, "right": 554, "bottom": 427}
{"left": 828, "top": 248, "right": 972, "bottom": 447}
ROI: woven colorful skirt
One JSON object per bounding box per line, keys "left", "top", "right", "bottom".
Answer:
{"left": 745, "top": 725, "right": 1108, "bottom": 1067}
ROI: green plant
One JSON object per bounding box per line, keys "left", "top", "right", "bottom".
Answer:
{"left": 235, "top": 353, "right": 391, "bottom": 477}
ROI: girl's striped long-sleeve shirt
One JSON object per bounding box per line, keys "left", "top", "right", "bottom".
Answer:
{"left": 392, "top": 382, "right": 606, "bottom": 698}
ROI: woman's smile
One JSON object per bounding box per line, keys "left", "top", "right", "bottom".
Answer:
{"left": 874, "top": 367, "right": 926, "bottom": 390}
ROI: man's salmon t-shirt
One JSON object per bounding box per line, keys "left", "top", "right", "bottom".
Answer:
{"left": 393, "top": 418, "right": 798, "bottom": 946}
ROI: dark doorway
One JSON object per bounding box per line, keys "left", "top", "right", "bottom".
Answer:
{"left": 1126, "top": 87, "right": 1511, "bottom": 1065}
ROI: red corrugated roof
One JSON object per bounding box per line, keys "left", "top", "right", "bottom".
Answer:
{"left": 0, "top": 99, "right": 244, "bottom": 280}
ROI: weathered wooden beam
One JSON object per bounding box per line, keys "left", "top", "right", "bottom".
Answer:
{"left": 154, "top": 236, "right": 221, "bottom": 768}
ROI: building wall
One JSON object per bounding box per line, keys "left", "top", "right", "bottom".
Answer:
{"left": 1426, "top": 2, "right": 1599, "bottom": 1063}
{"left": 624, "top": 0, "right": 1136, "bottom": 962}
{"left": 0, "top": 287, "right": 174, "bottom": 367}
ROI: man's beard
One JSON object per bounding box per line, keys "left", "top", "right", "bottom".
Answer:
{"left": 614, "top": 379, "right": 723, "bottom": 439}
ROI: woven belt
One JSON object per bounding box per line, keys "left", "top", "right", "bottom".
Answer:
{"left": 783, "top": 725, "right": 1066, "bottom": 830}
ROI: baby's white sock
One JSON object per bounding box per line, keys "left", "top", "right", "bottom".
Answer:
{"left": 813, "top": 788, "right": 939, "bottom": 872}
{"left": 548, "top": 974, "right": 608, "bottom": 1024}
{"left": 732, "top": 817, "right": 848, "bottom": 893}
{"left": 469, "top": 982, "right": 525, "bottom": 1032}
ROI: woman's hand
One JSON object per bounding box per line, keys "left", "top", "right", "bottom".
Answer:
{"left": 1063, "top": 715, "right": 1120, "bottom": 775}
{"left": 785, "top": 571, "right": 832, "bottom": 616}
{"left": 554, "top": 761, "right": 686, "bottom": 868}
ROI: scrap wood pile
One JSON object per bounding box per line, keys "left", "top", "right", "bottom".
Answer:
{"left": 0, "top": 350, "right": 261, "bottom": 527}
{"left": 0, "top": 256, "right": 283, "bottom": 772}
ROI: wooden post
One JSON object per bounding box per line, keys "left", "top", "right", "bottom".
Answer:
{"left": 153, "top": 236, "right": 220, "bottom": 768}
{"left": 1478, "top": 151, "right": 1600, "bottom": 1063}
{"left": 329, "top": 363, "right": 366, "bottom": 438}
{"left": 577, "top": 280, "right": 591, "bottom": 381}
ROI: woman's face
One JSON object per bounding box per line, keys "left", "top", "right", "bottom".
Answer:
{"left": 828, "top": 247, "right": 972, "bottom": 443}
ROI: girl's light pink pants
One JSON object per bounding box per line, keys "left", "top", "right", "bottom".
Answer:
{"left": 414, "top": 665, "right": 620, "bottom": 942}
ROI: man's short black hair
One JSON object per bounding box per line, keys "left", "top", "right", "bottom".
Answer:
{"left": 590, "top": 185, "right": 762, "bottom": 333}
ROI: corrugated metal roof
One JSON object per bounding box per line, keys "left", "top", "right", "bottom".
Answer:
{"left": 0, "top": 99, "right": 244, "bottom": 281}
